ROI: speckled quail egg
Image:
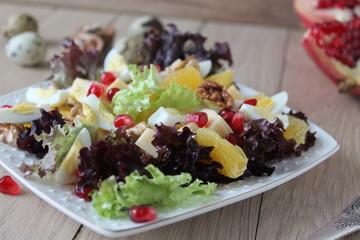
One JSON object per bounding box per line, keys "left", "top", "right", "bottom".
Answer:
{"left": 2, "top": 13, "right": 38, "bottom": 38}
{"left": 5, "top": 31, "right": 46, "bottom": 66}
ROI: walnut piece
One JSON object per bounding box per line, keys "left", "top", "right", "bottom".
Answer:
{"left": 198, "top": 81, "right": 234, "bottom": 109}
{"left": 0, "top": 123, "right": 25, "bottom": 147}
{"left": 165, "top": 55, "right": 200, "bottom": 74}
{"left": 126, "top": 122, "right": 149, "bottom": 140}
{"left": 70, "top": 101, "right": 85, "bottom": 120}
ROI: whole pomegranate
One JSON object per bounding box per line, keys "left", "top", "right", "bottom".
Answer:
{"left": 294, "top": 0, "right": 360, "bottom": 96}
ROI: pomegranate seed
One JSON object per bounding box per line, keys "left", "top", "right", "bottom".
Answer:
{"left": 142, "top": 64, "right": 161, "bottom": 72}
{"left": 310, "top": 16, "right": 360, "bottom": 68}
{"left": 1, "top": 105, "right": 12, "bottom": 108}
{"left": 186, "top": 112, "right": 208, "bottom": 127}
{"left": 0, "top": 176, "right": 21, "bottom": 195}
{"left": 218, "top": 109, "right": 235, "bottom": 123}
{"left": 75, "top": 184, "right": 92, "bottom": 201}
{"left": 317, "top": 0, "right": 358, "bottom": 9}
{"left": 226, "top": 133, "right": 243, "bottom": 146}
{"left": 100, "top": 72, "right": 117, "bottom": 85}
{"left": 243, "top": 98, "right": 257, "bottom": 106}
{"left": 129, "top": 206, "right": 157, "bottom": 223}
{"left": 87, "top": 82, "right": 104, "bottom": 97}
{"left": 107, "top": 88, "right": 121, "bottom": 101}
{"left": 114, "top": 114, "right": 134, "bottom": 128}
{"left": 229, "top": 111, "right": 245, "bottom": 134}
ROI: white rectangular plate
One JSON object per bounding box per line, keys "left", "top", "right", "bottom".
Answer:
{"left": 0, "top": 82, "right": 339, "bottom": 238}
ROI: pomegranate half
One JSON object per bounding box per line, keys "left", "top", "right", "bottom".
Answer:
{"left": 295, "top": 0, "right": 360, "bottom": 96}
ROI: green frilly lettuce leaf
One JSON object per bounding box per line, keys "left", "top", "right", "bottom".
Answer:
{"left": 91, "top": 165, "right": 217, "bottom": 218}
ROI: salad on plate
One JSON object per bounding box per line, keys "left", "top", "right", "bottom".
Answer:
{"left": 0, "top": 16, "right": 316, "bottom": 222}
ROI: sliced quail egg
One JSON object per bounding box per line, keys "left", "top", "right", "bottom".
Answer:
{"left": 240, "top": 91, "right": 289, "bottom": 128}
{"left": 0, "top": 102, "right": 50, "bottom": 124}
{"left": 199, "top": 60, "right": 212, "bottom": 78}
{"left": 26, "top": 87, "right": 69, "bottom": 108}
{"left": 80, "top": 94, "right": 116, "bottom": 131}
{"left": 270, "top": 91, "right": 288, "bottom": 114}
{"left": 68, "top": 78, "right": 92, "bottom": 102}
{"left": 148, "top": 107, "right": 185, "bottom": 128}
{"left": 55, "top": 128, "right": 92, "bottom": 184}
{"left": 103, "top": 49, "right": 130, "bottom": 81}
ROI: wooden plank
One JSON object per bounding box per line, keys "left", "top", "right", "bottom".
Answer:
{"left": 201, "top": 21, "right": 289, "bottom": 95}
{"left": 76, "top": 197, "right": 260, "bottom": 240}
{"left": 77, "top": 18, "right": 289, "bottom": 239}
{"left": 0, "top": 3, "right": 54, "bottom": 94}
{"left": 0, "top": 5, "right": 118, "bottom": 240}
{"left": 256, "top": 30, "right": 360, "bottom": 240}
{"left": 0, "top": 0, "right": 301, "bottom": 27}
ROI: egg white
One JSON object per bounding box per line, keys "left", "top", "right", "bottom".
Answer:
{"left": 80, "top": 94, "right": 116, "bottom": 131}
{"left": 239, "top": 91, "right": 289, "bottom": 128}
{"left": 148, "top": 107, "right": 185, "bottom": 128}
{"left": 26, "top": 87, "right": 69, "bottom": 108}
{"left": 55, "top": 127, "right": 92, "bottom": 184}
{"left": 0, "top": 103, "right": 50, "bottom": 124}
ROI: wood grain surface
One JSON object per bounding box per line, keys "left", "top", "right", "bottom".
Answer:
{"left": 0, "top": 1, "right": 359, "bottom": 240}
{"left": 0, "top": 0, "right": 300, "bottom": 27}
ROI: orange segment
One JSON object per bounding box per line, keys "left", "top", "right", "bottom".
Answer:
{"left": 161, "top": 67, "right": 204, "bottom": 90}
{"left": 284, "top": 116, "right": 310, "bottom": 146}
{"left": 194, "top": 128, "right": 247, "bottom": 178}
{"left": 205, "top": 69, "right": 234, "bottom": 88}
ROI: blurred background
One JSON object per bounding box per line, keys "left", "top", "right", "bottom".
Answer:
{"left": 0, "top": 0, "right": 299, "bottom": 27}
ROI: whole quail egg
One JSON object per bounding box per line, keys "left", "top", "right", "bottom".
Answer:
{"left": 2, "top": 13, "right": 38, "bottom": 38}
{"left": 5, "top": 31, "right": 46, "bottom": 66}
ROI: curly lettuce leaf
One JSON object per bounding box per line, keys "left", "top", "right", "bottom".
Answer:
{"left": 50, "top": 39, "right": 101, "bottom": 89}
{"left": 22, "top": 121, "right": 98, "bottom": 178}
{"left": 152, "top": 82, "right": 201, "bottom": 110}
{"left": 128, "top": 64, "right": 161, "bottom": 93}
{"left": 112, "top": 90, "right": 152, "bottom": 119}
{"left": 92, "top": 164, "right": 216, "bottom": 218}
{"left": 112, "top": 64, "right": 160, "bottom": 119}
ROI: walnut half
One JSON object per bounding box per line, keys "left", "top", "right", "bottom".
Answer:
{"left": 198, "top": 81, "right": 234, "bottom": 109}
{"left": 0, "top": 123, "right": 25, "bottom": 147}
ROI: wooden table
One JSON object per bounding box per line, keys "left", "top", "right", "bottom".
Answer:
{"left": 0, "top": 2, "right": 359, "bottom": 240}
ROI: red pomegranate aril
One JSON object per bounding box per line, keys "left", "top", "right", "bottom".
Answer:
{"left": 100, "top": 72, "right": 117, "bottom": 85}
{"left": 141, "top": 64, "right": 162, "bottom": 72}
{"left": 243, "top": 98, "right": 257, "bottom": 106}
{"left": 226, "top": 133, "right": 242, "bottom": 146}
{"left": 309, "top": 17, "right": 360, "bottom": 68}
{"left": 0, "top": 175, "right": 21, "bottom": 195}
{"left": 75, "top": 185, "right": 92, "bottom": 201}
{"left": 218, "top": 109, "right": 235, "bottom": 123}
{"left": 1, "top": 105, "right": 12, "bottom": 108}
{"left": 186, "top": 112, "right": 208, "bottom": 127}
{"left": 107, "top": 88, "right": 121, "bottom": 101}
{"left": 129, "top": 206, "right": 157, "bottom": 223}
{"left": 317, "top": 0, "right": 359, "bottom": 9}
{"left": 230, "top": 111, "right": 245, "bottom": 134}
{"left": 114, "top": 114, "right": 134, "bottom": 128}
{"left": 87, "top": 82, "right": 104, "bottom": 97}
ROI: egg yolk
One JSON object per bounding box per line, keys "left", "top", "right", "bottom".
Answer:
{"left": 35, "top": 88, "right": 57, "bottom": 99}
{"left": 108, "top": 55, "right": 128, "bottom": 73}
{"left": 12, "top": 102, "right": 38, "bottom": 114}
